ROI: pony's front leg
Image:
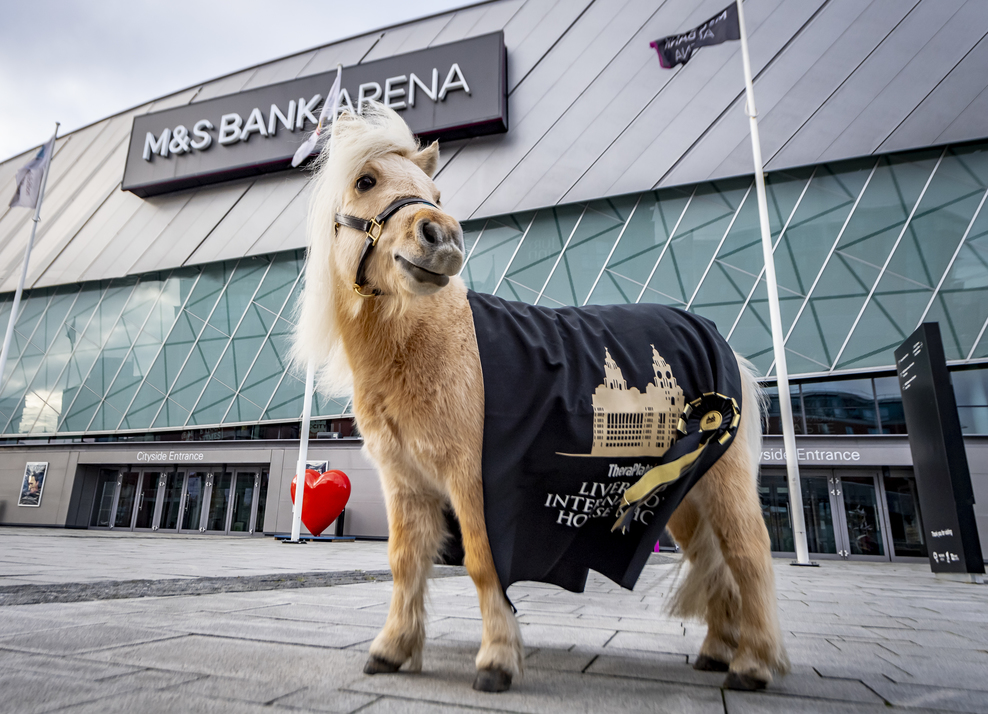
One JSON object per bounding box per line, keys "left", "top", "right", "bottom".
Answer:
{"left": 365, "top": 482, "right": 446, "bottom": 675}
{"left": 447, "top": 475, "right": 523, "bottom": 693}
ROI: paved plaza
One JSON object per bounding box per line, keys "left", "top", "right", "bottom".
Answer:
{"left": 0, "top": 528, "right": 986, "bottom": 713}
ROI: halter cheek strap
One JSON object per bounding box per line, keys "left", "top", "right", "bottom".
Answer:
{"left": 335, "top": 197, "right": 438, "bottom": 298}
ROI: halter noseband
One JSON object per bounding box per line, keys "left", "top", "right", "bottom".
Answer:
{"left": 335, "top": 197, "right": 438, "bottom": 298}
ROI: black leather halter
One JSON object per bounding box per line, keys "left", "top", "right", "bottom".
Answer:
{"left": 335, "top": 196, "right": 438, "bottom": 297}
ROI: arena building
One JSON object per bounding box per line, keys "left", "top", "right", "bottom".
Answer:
{"left": 1, "top": 0, "right": 987, "bottom": 563}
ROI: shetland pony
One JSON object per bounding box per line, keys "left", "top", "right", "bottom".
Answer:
{"left": 293, "top": 104, "right": 788, "bottom": 693}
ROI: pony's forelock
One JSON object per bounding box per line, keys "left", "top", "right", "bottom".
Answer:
{"left": 292, "top": 103, "right": 421, "bottom": 397}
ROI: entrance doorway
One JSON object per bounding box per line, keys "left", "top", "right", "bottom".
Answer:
{"left": 758, "top": 467, "right": 926, "bottom": 561}
{"left": 88, "top": 465, "right": 269, "bottom": 535}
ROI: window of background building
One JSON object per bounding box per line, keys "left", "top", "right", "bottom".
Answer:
{"left": 801, "top": 378, "right": 879, "bottom": 435}
{"left": 763, "top": 384, "right": 803, "bottom": 435}
{"left": 873, "top": 375, "right": 907, "bottom": 434}
{"left": 761, "top": 366, "right": 988, "bottom": 436}
{"left": 951, "top": 367, "right": 988, "bottom": 434}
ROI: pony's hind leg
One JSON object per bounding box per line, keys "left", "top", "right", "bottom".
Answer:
{"left": 667, "top": 496, "right": 741, "bottom": 672}
{"left": 447, "top": 475, "right": 523, "bottom": 693}
{"left": 365, "top": 480, "right": 446, "bottom": 675}
{"left": 689, "top": 376, "right": 788, "bottom": 689}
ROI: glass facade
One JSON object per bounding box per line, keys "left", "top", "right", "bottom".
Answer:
{"left": 4, "top": 141, "right": 988, "bottom": 436}
{"left": 0, "top": 250, "right": 350, "bottom": 436}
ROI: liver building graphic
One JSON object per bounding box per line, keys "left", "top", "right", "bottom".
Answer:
{"left": 590, "top": 346, "right": 684, "bottom": 457}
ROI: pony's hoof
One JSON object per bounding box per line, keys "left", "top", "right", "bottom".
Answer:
{"left": 473, "top": 667, "right": 512, "bottom": 692}
{"left": 364, "top": 655, "right": 402, "bottom": 675}
{"left": 723, "top": 671, "right": 768, "bottom": 691}
{"left": 693, "top": 654, "right": 730, "bottom": 672}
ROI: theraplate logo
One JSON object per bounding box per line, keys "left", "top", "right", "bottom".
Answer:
{"left": 123, "top": 32, "right": 507, "bottom": 197}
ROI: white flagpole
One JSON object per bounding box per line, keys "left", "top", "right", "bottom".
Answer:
{"left": 289, "top": 360, "right": 316, "bottom": 542}
{"left": 0, "top": 122, "right": 59, "bottom": 396}
{"left": 735, "top": 1, "right": 812, "bottom": 565}
{"left": 287, "top": 67, "right": 340, "bottom": 541}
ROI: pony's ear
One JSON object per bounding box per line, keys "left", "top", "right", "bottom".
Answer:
{"left": 413, "top": 141, "right": 440, "bottom": 178}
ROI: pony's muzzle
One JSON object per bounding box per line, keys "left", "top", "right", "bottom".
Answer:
{"left": 413, "top": 216, "right": 464, "bottom": 276}
{"left": 416, "top": 216, "right": 462, "bottom": 250}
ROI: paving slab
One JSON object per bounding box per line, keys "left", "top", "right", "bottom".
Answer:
{"left": 0, "top": 649, "right": 141, "bottom": 682}
{"left": 723, "top": 690, "right": 951, "bottom": 714}
{"left": 80, "top": 634, "right": 367, "bottom": 682}
{"left": 356, "top": 698, "right": 501, "bottom": 714}
{"left": 163, "top": 673, "right": 316, "bottom": 707}
{"left": 516, "top": 621, "right": 618, "bottom": 649}
{"left": 862, "top": 677, "right": 988, "bottom": 714}
{"left": 0, "top": 623, "right": 183, "bottom": 656}
{"left": 50, "top": 689, "right": 286, "bottom": 713}
{"left": 0, "top": 670, "right": 125, "bottom": 714}
{"left": 149, "top": 611, "right": 381, "bottom": 649}
{"left": 521, "top": 646, "right": 605, "bottom": 673}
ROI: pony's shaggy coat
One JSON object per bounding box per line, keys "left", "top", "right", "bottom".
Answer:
{"left": 293, "top": 104, "right": 788, "bottom": 692}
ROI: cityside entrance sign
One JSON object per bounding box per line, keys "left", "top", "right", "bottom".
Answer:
{"left": 122, "top": 32, "right": 507, "bottom": 197}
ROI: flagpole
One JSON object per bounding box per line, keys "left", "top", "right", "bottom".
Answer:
{"left": 735, "top": 1, "right": 812, "bottom": 565}
{"left": 286, "top": 67, "right": 341, "bottom": 542}
{"left": 288, "top": 360, "right": 316, "bottom": 543}
{"left": 0, "top": 122, "right": 59, "bottom": 396}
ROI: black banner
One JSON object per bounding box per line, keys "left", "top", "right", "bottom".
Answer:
{"left": 651, "top": 3, "right": 740, "bottom": 69}
{"left": 895, "top": 324, "right": 984, "bottom": 576}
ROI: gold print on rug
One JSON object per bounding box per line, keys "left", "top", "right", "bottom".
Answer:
{"left": 587, "top": 345, "right": 684, "bottom": 457}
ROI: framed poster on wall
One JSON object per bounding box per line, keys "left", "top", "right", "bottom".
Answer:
{"left": 18, "top": 462, "right": 49, "bottom": 507}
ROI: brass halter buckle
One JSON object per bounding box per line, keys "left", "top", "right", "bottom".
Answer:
{"left": 366, "top": 219, "right": 383, "bottom": 245}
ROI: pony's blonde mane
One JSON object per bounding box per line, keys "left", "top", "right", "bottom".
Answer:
{"left": 292, "top": 103, "right": 424, "bottom": 397}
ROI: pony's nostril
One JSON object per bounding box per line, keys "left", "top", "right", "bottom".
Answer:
{"left": 421, "top": 220, "right": 440, "bottom": 245}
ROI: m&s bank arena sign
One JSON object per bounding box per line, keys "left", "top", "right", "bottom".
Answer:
{"left": 122, "top": 32, "right": 507, "bottom": 197}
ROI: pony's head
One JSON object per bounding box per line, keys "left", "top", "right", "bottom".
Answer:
{"left": 293, "top": 103, "right": 464, "bottom": 394}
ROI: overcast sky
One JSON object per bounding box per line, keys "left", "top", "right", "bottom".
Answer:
{"left": 0, "top": 0, "right": 470, "bottom": 163}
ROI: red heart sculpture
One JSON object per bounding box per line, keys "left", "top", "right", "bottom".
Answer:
{"left": 291, "top": 469, "right": 351, "bottom": 536}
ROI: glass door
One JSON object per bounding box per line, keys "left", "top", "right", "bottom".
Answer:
{"left": 88, "top": 469, "right": 140, "bottom": 530}
{"left": 230, "top": 470, "right": 258, "bottom": 534}
{"left": 205, "top": 470, "right": 233, "bottom": 533}
{"left": 160, "top": 470, "right": 184, "bottom": 531}
{"left": 801, "top": 470, "right": 840, "bottom": 557}
{"left": 255, "top": 469, "right": 269, "bottom": 534}
{"left": 133, "top": 471, "right": 162, "bottom": 531}
{"left": 757, "top": 469, "right": 841, "bottom": 558}
{"left": 881, "top": 468, "right": 927, "bottom": 560}
{"left": 113, "top": 471, "right": 140, "bottom": 529}
{"left": 205, "top": 469, "right": 264, "bottom": 535}
{"left": 833, "top": 470, "right": 887, "bottom": 560}
{"left": 89, "top": 468, "right": 119, "bottom": 528}
{"left": 758, "top": 471, "right": 794, "bottom": 553}
{"left": 181, "top": 472, "right": 207, "bottom": 532}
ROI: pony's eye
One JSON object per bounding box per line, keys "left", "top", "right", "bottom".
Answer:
{"left": 356, "top": 175, "right": 376, "bottom": 192}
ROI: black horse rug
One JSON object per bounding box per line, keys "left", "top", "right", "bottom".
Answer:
{"left": 466, "top": 291, "right": 744, "bottom": 593}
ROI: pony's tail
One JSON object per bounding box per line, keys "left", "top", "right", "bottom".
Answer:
{"left": 736, "top": 354, "right": 766, "bottom": 484}
{"left": 666, "top": 354, "right": 765, "bottom": 620}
